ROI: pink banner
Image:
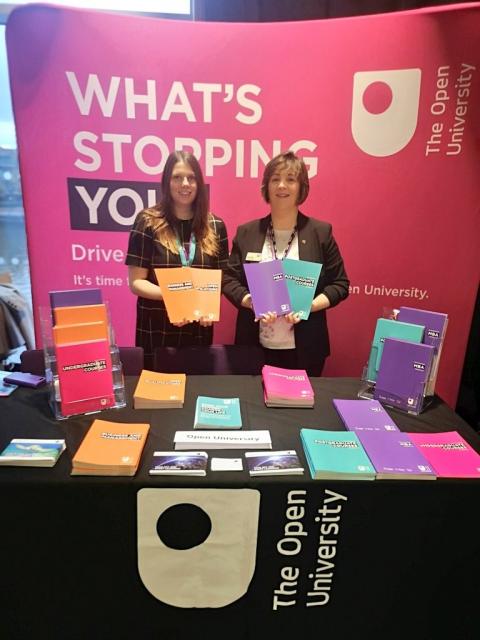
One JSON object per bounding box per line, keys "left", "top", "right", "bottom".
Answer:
{"left": 6, "top": 3, "right": 480, "bottom": 406}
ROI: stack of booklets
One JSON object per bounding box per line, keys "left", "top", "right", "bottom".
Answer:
{"left": 366, "top": 318, "right": 425, "bottom": 383}
{"left": 374, "top": 339, "right": 435, "bottom": 413}
{"left": 300, "top": 429, "right": 375, "bottom": 480}
{"left": 355, "top": 430, "right": 436, "bottom": 480}
{"left": 133, "top": 370, "right": 186, "bottom": 409}
{"left": 0, "top": 438, "right": 66, "bottom": 467}
{"left": 49, "top": 288, "right": 115, "bottom": 417}
{"left": 407, "top": 431, "right": 480, "bottom": 479}
{"left": 262, "top": 364, "right": 314, "bottom": 408}
{"left": 154, "top": 267, "right": 222, "bottom": 323}
{"left": 245, "top": 450, "right": 304, "bottom": 476}
{"left": 397, "top": 306, "right": 448, "bottom": 396}
{"left": 149, "top": 451, "right": 208, "bottom": 476}
{"left": 333, "top": 398, "right": 400, "bottom": 432}
{"left": 71, "top": 419, "right": 149, "bottom": 476}
{"left": 194, "top": 396, "right": 242, "bottom": 429}
{"left": 244, "top": 259, "right": 321, "bottom": 320}
{"left": 174, "top": 430, "right": 272, "bottom": 450}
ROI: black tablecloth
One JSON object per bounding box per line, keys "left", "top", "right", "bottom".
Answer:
{"left": 1, "top": 377, "right": 480, "bottom": 640}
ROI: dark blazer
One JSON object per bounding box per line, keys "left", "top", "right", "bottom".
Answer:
{"left": 222, "top": 212, "right": 349, "bottom": 370}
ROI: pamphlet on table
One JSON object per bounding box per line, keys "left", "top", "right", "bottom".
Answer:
{"left": 194, "top": 396, "right": 242, "bottom": 429}
{"left": 0, "top": 438, "right": 65, "bottom": 467}
{"left": 149, "top": 451, "right": 208, "bottom": 476}
{"left": 71, "top": 419, "right": 149, "bottom": 476}
{"left": 245, "top": 450, "right": 304, "bottom": 476}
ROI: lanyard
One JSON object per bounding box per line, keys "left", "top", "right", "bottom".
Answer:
{"left": 175, "top": 231, "right": 196, "bottom": 267}
{"left": 268, "top": 220, "right": 297, "bottom": 260}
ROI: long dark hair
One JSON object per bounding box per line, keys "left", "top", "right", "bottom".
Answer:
{"left": 144, "top": 151, "right": 218, "bottom": 255}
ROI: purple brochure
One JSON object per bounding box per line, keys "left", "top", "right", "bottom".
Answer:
{"left": 244, "top": 260, "right": 291, "bottom": 319}
{"left": 397, "top": 307, "right": 448, "bottom": 353}
{"left": 374, "top": 338, "right": 435, "bottom": 413}
{"left": 49, "top": 288, "right": 103, "bottom": 309}
{"left": 356, "top": 429, "right": 436, "bottom": 479}
{"left": 333, "top": 398, "right": 399, "bottom": 432}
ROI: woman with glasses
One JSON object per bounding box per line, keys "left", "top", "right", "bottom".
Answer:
{"left": 126, "top": 150, "right": 228, "bottom": 369}
{"left": 223, "top": 151, "right": 349, "bottom": 377}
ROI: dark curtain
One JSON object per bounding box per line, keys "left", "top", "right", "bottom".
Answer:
{"left": 194, "top": 0, "right": 475, "bottom": 22}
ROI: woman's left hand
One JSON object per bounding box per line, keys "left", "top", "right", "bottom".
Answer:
{"left": 199, "top": 317, "right": 213, "bottom": 327}
{"left": 284, "top": 312, "right": 302, "bottom": 324}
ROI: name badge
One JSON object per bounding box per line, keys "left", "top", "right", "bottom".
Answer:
{"left": 245, "top": 252, "right": 262, "bottom": 262}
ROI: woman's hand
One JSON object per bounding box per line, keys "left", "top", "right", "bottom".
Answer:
{"left": 172, "top": 319, "right": 190, "bottom": 327}
{"left": 284, "top": 312, "right": 302, "bottom": 324}
{"left": 128, "top": 266, "right": 163, "bottom": 300}
{"left": 241, "top": 293, "right": 253, "bottom": 309}
{"left": 257, "top": 311, "right": 277, "bottom": 324}
{"left": 311, "top": 293, "right": 331, "bottom": 313}
{"left": 199, "top": 316, "right": 213, "bottom": 327}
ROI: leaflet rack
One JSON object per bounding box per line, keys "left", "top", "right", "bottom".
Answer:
{"left": 358, "top": 306, "right": 447, "bottom": 416}
{"left": 40, "top": 299, "right": 126, "bottom": 420}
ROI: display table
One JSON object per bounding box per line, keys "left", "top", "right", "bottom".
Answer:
{"left": 1, "top": 376, "right": 479, "bottom": 640}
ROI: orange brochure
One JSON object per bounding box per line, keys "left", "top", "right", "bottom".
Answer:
{"left": 155, "top": 267, "right": 195, "bottom": 323}
{"left": 133, "top": 369, "right": 186, "bottom": 408}
{"left": 192, "top": 268, "right": 222, "bottom": 322}
{"left": 71, "top": 419, "right": 150, "bottom": 476}
{"left": 53, "top": 320, "right": 109, "bottom": 345}
{"left": 53, "top": 303, "right": 108, "bottom": 327}
{"left": 155, "top": 267, "right": 221, "bottom": 323}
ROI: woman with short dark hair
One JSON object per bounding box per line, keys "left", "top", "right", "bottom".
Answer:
{"left": 223, "top": 151, "right": 349, "bottom": 376}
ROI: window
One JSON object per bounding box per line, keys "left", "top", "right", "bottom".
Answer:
{"left": 0, "top": 1, "right": 192, "bottom": 363}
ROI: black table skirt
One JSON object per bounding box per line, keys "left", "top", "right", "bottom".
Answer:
{"left": 1, "top": 376, "right": 479, "bottom": 640}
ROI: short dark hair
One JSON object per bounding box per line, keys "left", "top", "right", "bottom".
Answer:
{"left": 260, "top": 151, "right": 310, "bottom": 205}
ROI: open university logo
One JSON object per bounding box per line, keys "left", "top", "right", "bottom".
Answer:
{"left": 351, "top": 69, "right": 421, "bottom": 156}
{"left": 137, "top": 488, "right": 260, "bottom": 607}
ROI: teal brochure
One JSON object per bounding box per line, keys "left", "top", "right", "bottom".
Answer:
{"left": 194, "top": 396, "right": 242, "bottom": 429}
{"left": 366, "top": 318, "right": 425, "bottom": 382}
{"left": 282, "top": 259, "right": 322, "bottom": 320}
{"left": 300, "top": 429, "right": 375, "bottom": 480}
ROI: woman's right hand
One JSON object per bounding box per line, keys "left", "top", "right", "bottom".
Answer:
{"left": 257, "top": 311, "right": 277, "bottom": 325}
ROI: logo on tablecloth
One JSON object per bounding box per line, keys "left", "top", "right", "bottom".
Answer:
{"left": 137, "top": 488, "right": 260, "bottom": 607}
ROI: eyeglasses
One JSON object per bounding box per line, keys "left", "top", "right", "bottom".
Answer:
{"left": 171, "top": 175, "right": 197, "bottom": 185}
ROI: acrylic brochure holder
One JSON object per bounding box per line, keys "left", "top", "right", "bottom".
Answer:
{"left": 358, "top": 308, "right": 399, "bottom": 402}
{"left": 40, "top": 303, "right": 126, "bottom": 420}
{"left": 358, "top": 307, "right": 447, "bottom": 416}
